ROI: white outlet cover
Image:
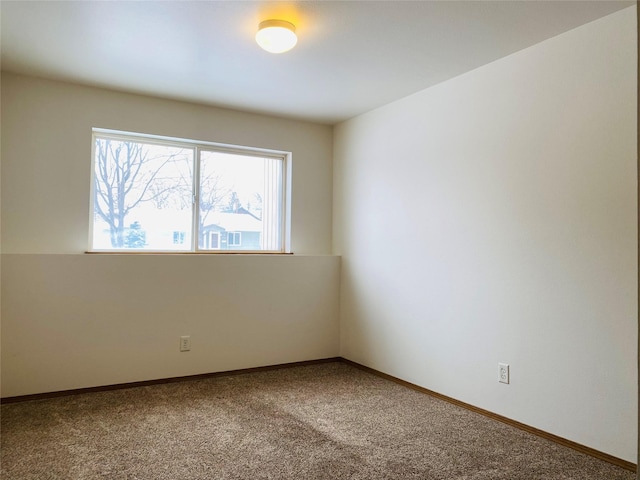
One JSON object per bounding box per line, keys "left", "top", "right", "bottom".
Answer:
{"left": 498, "top": 363, "right": 510, "bottom": 384}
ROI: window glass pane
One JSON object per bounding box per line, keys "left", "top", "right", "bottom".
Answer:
{"left": 92, "top": 137, "right": 194, "bottom": 250}
{"left": 90, "top": 130, "right": 287, "bottom": 253}
{"left": 198, "top": 151, "right": 282, "bottom": 251}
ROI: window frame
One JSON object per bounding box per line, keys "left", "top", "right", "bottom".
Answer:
{"left": 89, "top": 128, "right": 291, "bottom": 254}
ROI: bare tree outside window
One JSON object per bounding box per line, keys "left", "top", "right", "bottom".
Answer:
{"left": 93, "top": 138, "right": 192, "bottom": 248}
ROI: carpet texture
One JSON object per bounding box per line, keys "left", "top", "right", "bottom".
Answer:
{"left": 1, "top": 362, "right": 634, "bottom": 479}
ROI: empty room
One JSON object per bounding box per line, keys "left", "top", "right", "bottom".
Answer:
{"left": 0, "top": 1, "right": 637, "bottom": 479}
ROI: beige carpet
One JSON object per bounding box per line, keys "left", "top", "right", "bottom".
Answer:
{"left": 1, "top": 362, "right": 634, "bottom": 479}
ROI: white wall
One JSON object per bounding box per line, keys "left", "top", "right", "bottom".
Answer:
{"left": 334, "top": 7, "right": 637, "bottom": 463}
{"left": 1, "top": 74, "right": 340, "bottom": 397}
{"left": 1, "top": 73, "right": 333, "bottom": 255}
{"left": 1, "top": 254, "right": 339, "bottom": 397}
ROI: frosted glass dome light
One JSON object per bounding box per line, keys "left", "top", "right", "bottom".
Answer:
{"left": 256, "top": 20, "right": 297, "bottom": 54}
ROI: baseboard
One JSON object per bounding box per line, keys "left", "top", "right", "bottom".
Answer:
{"left": 0, "top": 357, "right": 341, "bottom": 404}
{"left": 339, "top": 358, "right": 637, "bottom": 473}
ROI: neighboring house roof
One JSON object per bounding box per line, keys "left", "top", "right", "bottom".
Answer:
{"left": 203, "top": 212, "right": 261, "bottom": 233}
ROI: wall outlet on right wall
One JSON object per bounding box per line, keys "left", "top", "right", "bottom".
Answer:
{"left": 498, "top": 363, "right": 510, "bottom": 384}
{"left": 180, "top": 335, "right": 191, "bottom": 352}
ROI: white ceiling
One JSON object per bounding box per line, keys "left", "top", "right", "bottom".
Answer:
{"left": 1, "top": 1, "right": 633, "bottom": 125}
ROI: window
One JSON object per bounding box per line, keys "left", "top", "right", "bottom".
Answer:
{"left": 227, "top": 232, "right": 241, "bottom": 246}
{"left": 173, "top": 231, "right": 186, "bottom": 245}
{"left": 90, "top": 129, "right": 289, "bottom": 252}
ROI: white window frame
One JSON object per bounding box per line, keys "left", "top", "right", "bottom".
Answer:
{"left": 89, "top": 128, "right": 292, "bottom": 253}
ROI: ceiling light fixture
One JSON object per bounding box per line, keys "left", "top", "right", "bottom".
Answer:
{"left": 256, "top": 19, "right": 297, "bottom": 54}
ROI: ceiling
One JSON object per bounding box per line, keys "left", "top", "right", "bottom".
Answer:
{"left": 1, "top": 1, "right": 633, "bottom": 125}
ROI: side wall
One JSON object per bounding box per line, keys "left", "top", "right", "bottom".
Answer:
{"left": 1, "top": 74, "right": 339, "bottom": 397}
{"left": 1, "top": 254, "right": 339, "bottom": 397}
{"left": 334, "top": 7, "right": 637, "bottom": 462}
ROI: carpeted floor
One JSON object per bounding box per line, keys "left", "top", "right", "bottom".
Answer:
{"left": 1, "top": 362, "right": 634, "bottom": 479}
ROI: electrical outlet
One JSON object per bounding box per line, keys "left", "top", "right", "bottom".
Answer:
{"left": 180, "top": 336, "right": 191, "bottom": 352}
{"left": 498, "top": 363, "right": 509, "bottom": 384}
